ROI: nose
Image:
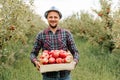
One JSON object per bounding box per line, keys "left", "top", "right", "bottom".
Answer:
{"left": 51, "top": 17, "right": 56, "bottom": 20}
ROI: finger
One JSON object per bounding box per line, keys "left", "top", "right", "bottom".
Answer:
{"left": 36, "top": 65, "right": 40, "bottom": 70}
{"left": 36, "top": 63, "right": 40, "bottom": 70}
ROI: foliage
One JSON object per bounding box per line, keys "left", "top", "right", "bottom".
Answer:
{"left": 60, "top": 0, "right": 120, "bottom": 53}
{"left": 0, "top": 0, "right": 46, "bottom": 65}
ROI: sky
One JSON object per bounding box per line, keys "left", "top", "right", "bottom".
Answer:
{"left": 28, "top": 0, "right": 119, "bottom": 21}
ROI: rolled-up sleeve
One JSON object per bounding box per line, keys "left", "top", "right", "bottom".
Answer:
{"left": 30, "top": 33, "right": 42, "bottom": 64}
{"left": 66, "top": 31, "right": 79, "bottom": 63}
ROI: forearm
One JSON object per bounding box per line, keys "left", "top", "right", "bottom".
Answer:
{"left": 30, "top": 42, "right": 41, "bottom": 65}
{"left": 30, "top": 34, "right": 42, "bottom": 64}
{"left": 73, "top": 51, "right": 79, "bottom": 63}
{"left": 30, "top": 52, "right": 38, "bottom": 63}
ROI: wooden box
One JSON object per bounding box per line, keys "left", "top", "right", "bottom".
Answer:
{"left": 40, "top": 61, "right": 76, "bottom": 73}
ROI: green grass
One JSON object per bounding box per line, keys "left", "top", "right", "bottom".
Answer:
{"left": 0, "top": 36, "right": 120, "bottom": 80}
{"left": 71, "top": 36, "right": 120, "bottom": 80}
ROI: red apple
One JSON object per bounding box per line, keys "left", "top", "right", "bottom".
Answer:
{"left": 48, "top": 50, "right": 54, "bottom": 55}
{"left": 59, "top": 50, "right": 68, "bottom": 58}
{"left": 48, "top": 57, "right": 55, "bottom": 64}
{"left": 50, "top": 50, "right": 59, "bottom": 58}
{"left": 56, "top": 58, "right": 63, "bottom": 64}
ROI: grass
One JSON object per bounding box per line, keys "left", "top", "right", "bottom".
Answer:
{"left": 0, "top": 36, "right": 120, "bottom": 80}
{"left": 71, "top": 36, "right": 120, "bottom": 80}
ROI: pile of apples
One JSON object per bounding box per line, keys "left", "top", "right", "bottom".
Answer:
{"left": 39, "top": 50, "right": 73, "bottom": 65}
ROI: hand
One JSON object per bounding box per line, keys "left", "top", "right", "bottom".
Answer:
{"left": 34, "top": 60, "right": 41, "bottom": 71}
{"left": 73, "top": 59, "right": 78, "bottom": 67}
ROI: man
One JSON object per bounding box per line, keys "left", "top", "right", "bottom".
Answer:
{"left": 30, "top": 6, "right": 79, "bottom": 80}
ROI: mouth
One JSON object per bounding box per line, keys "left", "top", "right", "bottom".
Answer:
{"left": 49, "top": 23, "right": 57, "bottom": 28}
{"left": 50, "top": 21, "right": 57, "bottom": 25}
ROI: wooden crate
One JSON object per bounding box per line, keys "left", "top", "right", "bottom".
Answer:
{"left": 40, "top": 61, "right": 76, "bottom": 73}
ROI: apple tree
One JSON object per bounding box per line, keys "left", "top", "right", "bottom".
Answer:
{"left": 0, "top": 0, "right": 46, "bottom": 65}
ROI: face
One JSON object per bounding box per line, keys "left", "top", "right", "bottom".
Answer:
{"left": 47, "top": 11, "right": 60, "bottom": 29}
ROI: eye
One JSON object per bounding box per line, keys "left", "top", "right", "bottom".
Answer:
{"left": 54, "top": 16, "right": 58, "bottom": 19}
{"left": 48, "top": 16, "right": 59, "bottom": 19}
{"left": 48, "top": 16, "right": 53, "bottom": 19}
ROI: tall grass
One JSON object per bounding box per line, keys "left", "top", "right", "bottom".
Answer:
{"left": 0, "top": 36, "right": 120, "bottom": 80}
{"left": 71, "top": 36, "right": 120, "bottom": 80}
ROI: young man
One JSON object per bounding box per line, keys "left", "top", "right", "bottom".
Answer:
{"left": 30, "top": 6, "right": 79, "bottom": 80}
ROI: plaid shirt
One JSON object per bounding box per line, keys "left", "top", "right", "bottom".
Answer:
{"left": 30, "top": 27, "right": 79, "bottom": 63}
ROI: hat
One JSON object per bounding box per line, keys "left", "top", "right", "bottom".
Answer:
{"left": 44, "top": 6, "right": 62, "bottom": 19}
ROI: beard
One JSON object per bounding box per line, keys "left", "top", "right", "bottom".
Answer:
{"left": 49, "top": 24, "right": 57, "bottom": 29}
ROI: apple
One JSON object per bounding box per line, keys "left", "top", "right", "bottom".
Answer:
{"left": 9, "top": 25, "right": 15, "bottom": 30}
{"left": 42, "top": 52, "right": 49, "bottom": 58}
{"left": 59, "top": 50, "right": 68, "bottom": 58}
{"left": 66, "top": 51, "right": 72, "bottom": 55}
{"left": 49, "top": 50, "right": 59, "bottom": 58}
{"left": 39, "top": 56, "right": 48, "bottom": 64}
{"left": 48, "top": 50, "right": 54, "bottom": 55}
{"left": 43, "top": 50, "right": 49, "bottom": 53}
{"left": 64, "top": 55, "right": 73, "bottom": 63}
{"left": 48, "top": 57, "right": 55, "bottom": 64}
{"left": 39, "top": 55, "right": 45, "bottom": 59}
{"left": 56, "top": 58, "right": 63, "bottom": 64}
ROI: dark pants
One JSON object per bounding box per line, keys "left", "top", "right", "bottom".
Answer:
{"left": 42, "top": 71, "right": 71, "bottom": 80}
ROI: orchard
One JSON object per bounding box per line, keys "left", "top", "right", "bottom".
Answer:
{"left": 0, "top": 0, "right": 46, "bottom": 65}
{"left": 0, "top": 0, "right": 120, "bottom": 80}
{"left": 60, "top": 0, "right": 120, "bottom": 53}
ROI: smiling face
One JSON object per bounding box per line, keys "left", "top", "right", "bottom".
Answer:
{"left": 47, "top": 11, "right": 60, "bottom": 29}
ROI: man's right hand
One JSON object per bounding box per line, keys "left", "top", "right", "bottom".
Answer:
{"left": 34, "top": 60, "right": 41, "bottom": 71}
